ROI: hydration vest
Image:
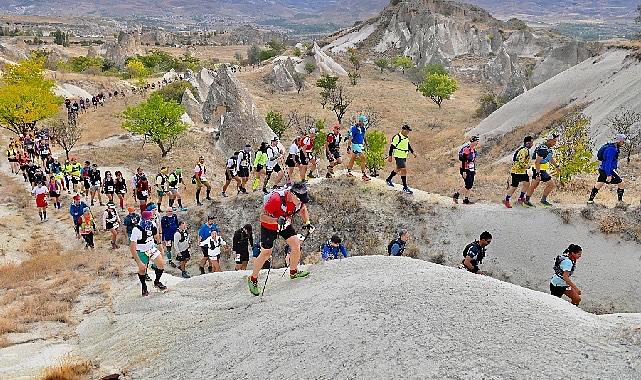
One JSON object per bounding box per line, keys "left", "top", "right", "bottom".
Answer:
{"left": 553, "top": 255, "right": 575, "bottom": 278}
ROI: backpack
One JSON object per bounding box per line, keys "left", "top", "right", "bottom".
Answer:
{"left": 387, "top": 239, "right": 399, "bottom": 255}
{"left": 458, "top": 146, "right": 468, "bottom": 162}
{"left": 463, "top": 241, "right": 485, "bottom": 264}
{"left": 597, "top": 143, "right": 613, "bottom": 161}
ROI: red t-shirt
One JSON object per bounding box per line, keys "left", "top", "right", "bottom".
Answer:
{"left": 301, "top": 135, "right": 314, "bottom": 153}
{"left": 261, "top": 191, "right": 302, "bottom": 230}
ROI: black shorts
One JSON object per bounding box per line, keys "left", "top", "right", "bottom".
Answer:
{"left": 460, "top": 169, "right": 475, "bottom": 190}
{"left": 550, "top": 283, "right": 568, "bottom": 297}
{"left": 255, "top": 164, "right": 264, "bottom": 172}
{"left": 225, "top": 170, "right": 237, "bottom": 181}
{"left": 395, "top": 157, "right": 407, "bottom": 169}
{"left": 238, "top": 167, "right": 250, "bottom": 178}
{"left": 266, "top": 164, "right": 282, "bottom": 175}
{"left": 510, "top": 173, "right": 530, "bottom": 187}
{"left": 597, "top": 169, "right": 622, "bottom": 184}
{"left": 532, "top": 169, "right": 552, "bottom": 182}
{"left": 20, "top": 165, "right": 28, "bottom": 171}
{"left": 176, "top": 250, "right": 190, "bottom": 261}
{"left": 286, "top": 155, "right": 297, "bottom": 168}
{"left": 299, "top": 150, "right": 309, "bottom": 165}
{"left": 8, "top": 158, "right": 18, "bottom": 163}
{"left": 71, "top": 176, "right": 80, "bottom": 184}
{"left": 327, "top": 150, "right": 341, "bottom": 162}
{"left": 201, "top": 246, "right": 209, "bottom": 257}
{"left": 48, "top": 191, "right": 60, "bottom": 198}
{"left": 235, "top": 250, "right": 250, "bottom": 264}
{"left": 260, "top": 224, "right": 296, "bottom": 250}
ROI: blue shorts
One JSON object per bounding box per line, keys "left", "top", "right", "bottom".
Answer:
{"left": 351, "top": 143, "right": 364, "bottom": 154}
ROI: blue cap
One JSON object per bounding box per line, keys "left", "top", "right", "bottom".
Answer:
{"left": 146, "top": 203, "right": 157, "bottom": 211}
{"left": 83, "top": 207, "right": 90, "bottom": 213}
{"left": 358, "top": 115, "right": 368, "bottom": 125}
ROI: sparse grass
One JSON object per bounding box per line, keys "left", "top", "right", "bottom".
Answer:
{"left": 39, "top": 355, "right": 93, "bottom": 380}
{"left": 427, "top": 250, "right": 445, "bottom": 264}
{"left": 599, "top": 214, "right": 627, "bottom": 234}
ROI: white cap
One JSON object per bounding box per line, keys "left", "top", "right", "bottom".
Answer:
{"left": 613, "top": 133, "right": 630, "bottom": 143}
{"left": 309, "top": 128, "right": 317, "bottom": 134}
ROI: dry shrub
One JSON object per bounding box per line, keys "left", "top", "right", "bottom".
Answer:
{"left": 0, "top": 335, "right": 10, "bottom": 348}
{"left": 0, "top": 316, "right": 23, "bottom": 334}
{"left": 599, "top": 214, "right": 627, "bottom": 234}
{"left": 427, "top": 250, "right": 445, "bottom": 264}
{"left": 405, "top": 243, "right": 420, "bottom": 258}
{"left": 40, "top": 356, "right": 93, "bottom": 380}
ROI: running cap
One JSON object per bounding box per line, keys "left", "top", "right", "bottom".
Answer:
{"left": 107, "top": 202, "right": 115, "bottom": 209}
{"left": 83, "top": 207, "right": 90, "bottom": 213}
{"left": 243, "top": 224, "right": 252, "bottom": 233}
{"left": 53, "top": 157, "right": 59, "bottom": 160}
{"left": 73, "top": 195, "right": 81, "bottom": 201}
{"left": 160, "top": 167, "right": 168, "bottom": 173}
{"left": 613, "top": 133, "right": 630, "bottom": 143}
{"left": 146, "top": 203, "right": 157, "bottom": 211}
{"left": 333, "top": 124, "right": 340, "bottom": 130}
{"left": 199, "top": 155, "right": 204, "bottom": 159}
{"left": 141, "top": 211, "right": 153, "bottom": 220}
{"left": 92, "top": 163, "right": 98, "bottom": 167}
{"left": 290, "top": 182, "right": 310, "bottom": 204}
{"left": 244, "top": 144, "right": 252, "bottom": 151}
{"left": 127, "top": 206, "right": 136, "bottom": 212}
{"left": 309, "top": 128, "right": 317, "bottom": 134}
{"left": 470, "top": 136, "right": 480, "bottom": 143}
{"left": 545, "top": 133, "right": 559, "bottom": 140}
{"left": 71, "top": 156, "right": 77, "bottom": 161}
{"left": 175, "top": 167, "right": 182, "bottom": 173}
{"left": 358, "top": 115, "right": 368, "bottom": 125}
{"left": 207, "top": 215, "right": 215, "bottom": 220}
{"left": 402, "top": 124, "right": 412, "bottom": 131}
{"left": 271, "top": 136, "right": 279, "bottom": 142}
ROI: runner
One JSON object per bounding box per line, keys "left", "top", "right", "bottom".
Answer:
{"left": 173, "top": 221, "right": 192, "bottom": 278}
{"left": 31, "top": 181, "right": 48, "bottom": 222}
{"left": 386, "top": 124, "right": 418, "bottom": 194}
{"left": 114, "top": 171, "right": 128, "bottom": 212}
{"left": 321, "top": 235, "right": 349, "bottom": 260}
{"left": 134, "top": 173, "right": 151, "bottom": 212}
{"left": 236, "top": 145, "right": 252, "bottom": 194}
{"left": 265, "top": 137, "right": 285, "bottom": 191}
{"left": 62, "top": 158, "right": 73, "bottom": 193}
{"left": 503, "top": 136, "right": 534, "bottom": 208}
{"left": 346, "top": 116, "right": 371, "bottom": 181}
{"left": 587, "top": 134, "right": 629, "bottom": 206}
{"left": 388, "top": 230, "right": 410, "bottom": 256}
{"left": 252, "top": 142, "right": 268, "bottom": 192}
{"left": 198, "top": 216, "right": 219, "bottom": 274}
{"left": 194, "top": 156, "right": 212, "bottom": 205}
{"left": 203, "top": 229, "right": 227, "bottom": 273}
{"left": 302, "top": 128, "right": 318, "bottom": 179}
{"left": 47, "top": 175, "right": 62, "bottom": 211}
{"left": 102, "top": 202, "right": 122, "bottom": 249}
{"left": 17, "top": 148, "right": 30, "bottom": 182}
{"left": 325, "top": 125, "right": 342, "bottom": 178}
{"left": 49, "top": 157, "right": 64, "bottom": 192}
{"left": 69, "top": 157, "right": 82, "bottom": 195}
{"left": 155, "top": 167, "right": 169, "bottom": 212}
{"left": 524, "top": 133, "right": 561, "bottom": 208}
{"left": 69, "top": 194, "right": 88, "bottom": 238}
{"left": 221, "top": 152, "right": 241, "bottom": 198}
{"left": 123, "top": 206, "right": 141, "bottom": 240}
{"left": 161, "top": 208, "right": 179, "bottom": 268}
{"left": 80, "top": 161, "right": 91, "bottom": 196}
{"left": 88, "top": 163, "right": 104, "bottom": 207}
{"left": 285, "top": 137, "right": 301, "bottom": 185}
{"left": 6, "top": 142, "right": 19, "bottom": 174}
{"left": 248, "top": 182, "right": 314, "bottom": 296}
{"left": 232, "top": 224, "right": 253, "bottom": 270}
{"left": 102, "top": 171, "right": 115, "bottom": 205}
{"left": 78, "top": 207, "right": 96, "bottom": 249}
{"left": 167, "top": 167, "right": 187, "bottom": 211}
{"left": 459, "top": 231, "right": 492, "bottom": 275}
{"left": 550, "top": 244, "right": 583, "bottom": 305}
{"left": 129, "top": 211, "right": 167, "bottom": 296}
{"left": 453, "top": 136, "right": 479, "bottom": 205}
{"left": 30, "top": 166, "right": 45, "bottom": 190}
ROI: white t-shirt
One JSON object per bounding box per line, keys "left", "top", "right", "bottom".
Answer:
{"left": 202, "top": 235, "right": 226, "bottom": 258}
{"left": 288, "top": 143, "right": 299, "bottom": 155}
{"left": 31, "top": 186, "right": 48, "bottom": 196}
{"left": 266, "top": 145, "right": 281, "bottom": 167}
{"left": 130, "top": 225, "right": 157, "bottom": 252}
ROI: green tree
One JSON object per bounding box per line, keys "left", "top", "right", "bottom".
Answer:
{"left": 52, "top": 29, "right": 69, "bottom": 47}
{"left": 476, "top": 90, "right": 504, "bottom": 117}
{"left": 316, "top": 74, "right": 338, "bottom": 109}
{"left": 605, "top": 109, "right": 641, "bottom": 163}
{"left": 363, "top": 130, "right": 387, "bottom": 176}
{"left": 375, "top": 58, "right": 388, "bottom": 73}
{"left": 304, "top": 63, "right": 316, "bottom": 74}
{"left": 409, "top": 64, "right": 448, "bottom": 90}
{"left": 265, "top": 111, "right": 287, "bottom": 137}
{"left": 391, "top": 56, "right": 414, "bottom": 74}
{"left": 156, "top": 81, "right": 198, "bottom": 103}
{"left": 180, "top": 53, "right": 200, "bottom": 71}
{"left": 293, "top": 72, "right": 306, "bottom": 94}
{"left": 549, "top": 112, "right": 598, "bottom": 184}
{"left": 349, "top": 54, "right": 360, "bottom": 71}
{"left": 418, "top": 73, "right": 459, "bottom": 108}
{"left": 120, "top": 93, "right": 188, "bottom": 157}
{"left": 311, "top": 119, "right": 327, "bottom": 156}
{"left": 125, "top": 59, "right": 149, "bottom": 79}
{"left": 293, "top": 47, "right": 302, "bottom": 57}
{"left": 348, "top": 71, "right": 360, "bottom": 86}
{"left": 0, "top": 56, "right": 62, "bottom": 135}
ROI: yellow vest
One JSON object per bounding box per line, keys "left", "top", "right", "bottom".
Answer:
{"left": 70, "top": 163, "right": 81, "bottom": 176}
{"left": 391, "top": 133, "right": 410, "bottom": 159}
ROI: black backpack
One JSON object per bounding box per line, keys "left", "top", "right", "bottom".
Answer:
{"left": 387, "top": 239, "right": 400, "bottom": 255}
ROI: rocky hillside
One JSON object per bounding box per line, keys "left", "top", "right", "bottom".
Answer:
{"left": 325, "top": 0, "right": 601, "bottom": 101}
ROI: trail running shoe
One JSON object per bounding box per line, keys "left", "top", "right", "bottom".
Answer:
{"left": 523, "top": 201, "right": 536, "bottom": 208}
{"left": 326, "top": 173, "right": 332, "bottom": 178}
{"left": 402, "top": 187, "right": 413, "bottom": 195}
{"left": 154, "top": 281, "right": 168, "bottom": 292}
{"left": 362, "top": 174, "right": 371, "bottom": 181}
{"left": 169, "top": 260, "right": 177, "bottom": 268}
{"left": 346, "top": 171, "right": 355, "bottom": 177}
{"left": 586, "top": 200, "right": 595, "bottom": 205}
{"left": 172, "top": 207, "right": 177, "bottom": 211}
{"left": 180, "top": 207, "right": 187, "bottom": 211}
{"left": 182, "top": 271, "right": 190, "bottom": 279}
{"left": 221, "top": 192, "right": 228, "bottom": 198}
{"left": 290, "top": 270, "right": 309, "bottom": 280}
{"left": 518, "top": 197, "right": 526, "bottom": 203}
{"left": 307, "top": 172, "right": 317, "bottom": 179}
{"left": 462, "top": 199, "right": 475, "bottom": 205}
{"left": 502, "top": 200, "right": 512, "bottom": 208}
{"left": 248, "top": 277, "right": 260, "bottom": 296}
{"left": 539, "top": 200, "right": 553, "bottom": 208}
{"left": 142, "top": 289, "right": 149, "bottom": 297}
{"left": 386, "top": 179, "right": 394, "bottom": 187}
{"left": 452, "top": 194, "right": 459, "bottom": 204}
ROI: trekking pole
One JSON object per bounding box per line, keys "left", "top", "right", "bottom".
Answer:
{"left": 260, "top": 254, "right": 272, "bottom": 297}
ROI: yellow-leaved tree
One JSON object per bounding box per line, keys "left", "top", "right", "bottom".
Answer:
{"left": 0, "top": 56, "right": 62, "bottom": 134}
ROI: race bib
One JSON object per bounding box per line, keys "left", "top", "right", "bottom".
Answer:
{"left": 144, "top": 247, "right": 160, "bottom": 258}
{"left": 111, "top": 222, "right": 120, "bottom": 229}
{"left": 41, "top": 149, "right": 50, "bottom": 155}
{"left": 165, "top": 241, "right": 172, "bottom": 248}
{"left": 234, "top": 253, "right": 241, "bottom": 261}
{"left": 200, "top": 175, "right": 207, "bottom": 182}
{"left": 141, "top": 190, "right": 148, "bottom": 196}
{"left": 107, "top": 186, "right": 114, "bottom": 192}
{"left": 468, "top": 162, "right": 475, "bottom": 171}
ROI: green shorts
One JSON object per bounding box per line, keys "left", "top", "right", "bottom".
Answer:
{"left": 137, "top": 245, "right": 161, "bottom": 265}
{"left": 156, "top": 189, "right": 165, "bottom": 197}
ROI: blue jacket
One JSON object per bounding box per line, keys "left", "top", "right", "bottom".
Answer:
{"left": 161, "top": 214, "right": 179, "bottom": 241}
{"left": 321, "top": 242, "right": 348, "bottom": 260}
{"left": 350, "top": 124, "right": 366, "bottom": 145}
{"left": 389, "top": 238, "right": 406, "bottom": 256}
{"left": 198, "top": 223, "right": 219, "bottom": 244}
{"left": 69, "top": 201, "right": 88, "bottom": 223}
{"left": 599, "top": 143, "right": 619, "bottom": 176}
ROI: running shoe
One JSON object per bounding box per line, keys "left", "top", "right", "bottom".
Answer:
{"left": 169, "top": 260, "right": 177, "bottom": 268}
{"left": 386, "top": 179, "right": 394, "bottom": 187}
{"left": 290, "top": 270, "right": 310, "bottom": 279}
{"left": 517, "top": 197, "right": 526, "bottom": 203}
{"left": 154, "top": 281, "right": 168, "bottom": 292}
{"left": 172, "top": 207, "right": 177, "bottom": 211}
{"left": 452, "top": 194, "right": 459, "bottom": 204}
{"left": 362, "top": 174, "right": 371, "bottom": 181}
{"left": 586, "top": 200, "right": 595, "bottom": 205}
{"left": 346, "top": 171, "right": 355, "bottom": 177}
{"left": 539, "top": 200, "right": 553, "bottom": 208}
{"left": 307, "top": 172, "right": 317, "bottom": 179}
{"left": 502, "top": 199, "right": 512, "bottom": 208}
{"left": 248, "top": 277, "right": 260, "bottom": 296}
{"left": 221, "top": 192, "right": 228, "bottom": 198}
{"left": 182, "top": 271, "right": 190, "bottom": 279}
{"left": 180, "top": 207, "right": 187, "bottom": 211}
{"left": 523, "top": 201, "right": 536, "bottom": 208}
{"left": 462, "top": 199, "right": 475, "bottom": 205}
{"left": 402, "top": 187, "right": 413, "bottom": 195}
{"left": 142, "top": 289, "right": 149, "bottom": 297}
